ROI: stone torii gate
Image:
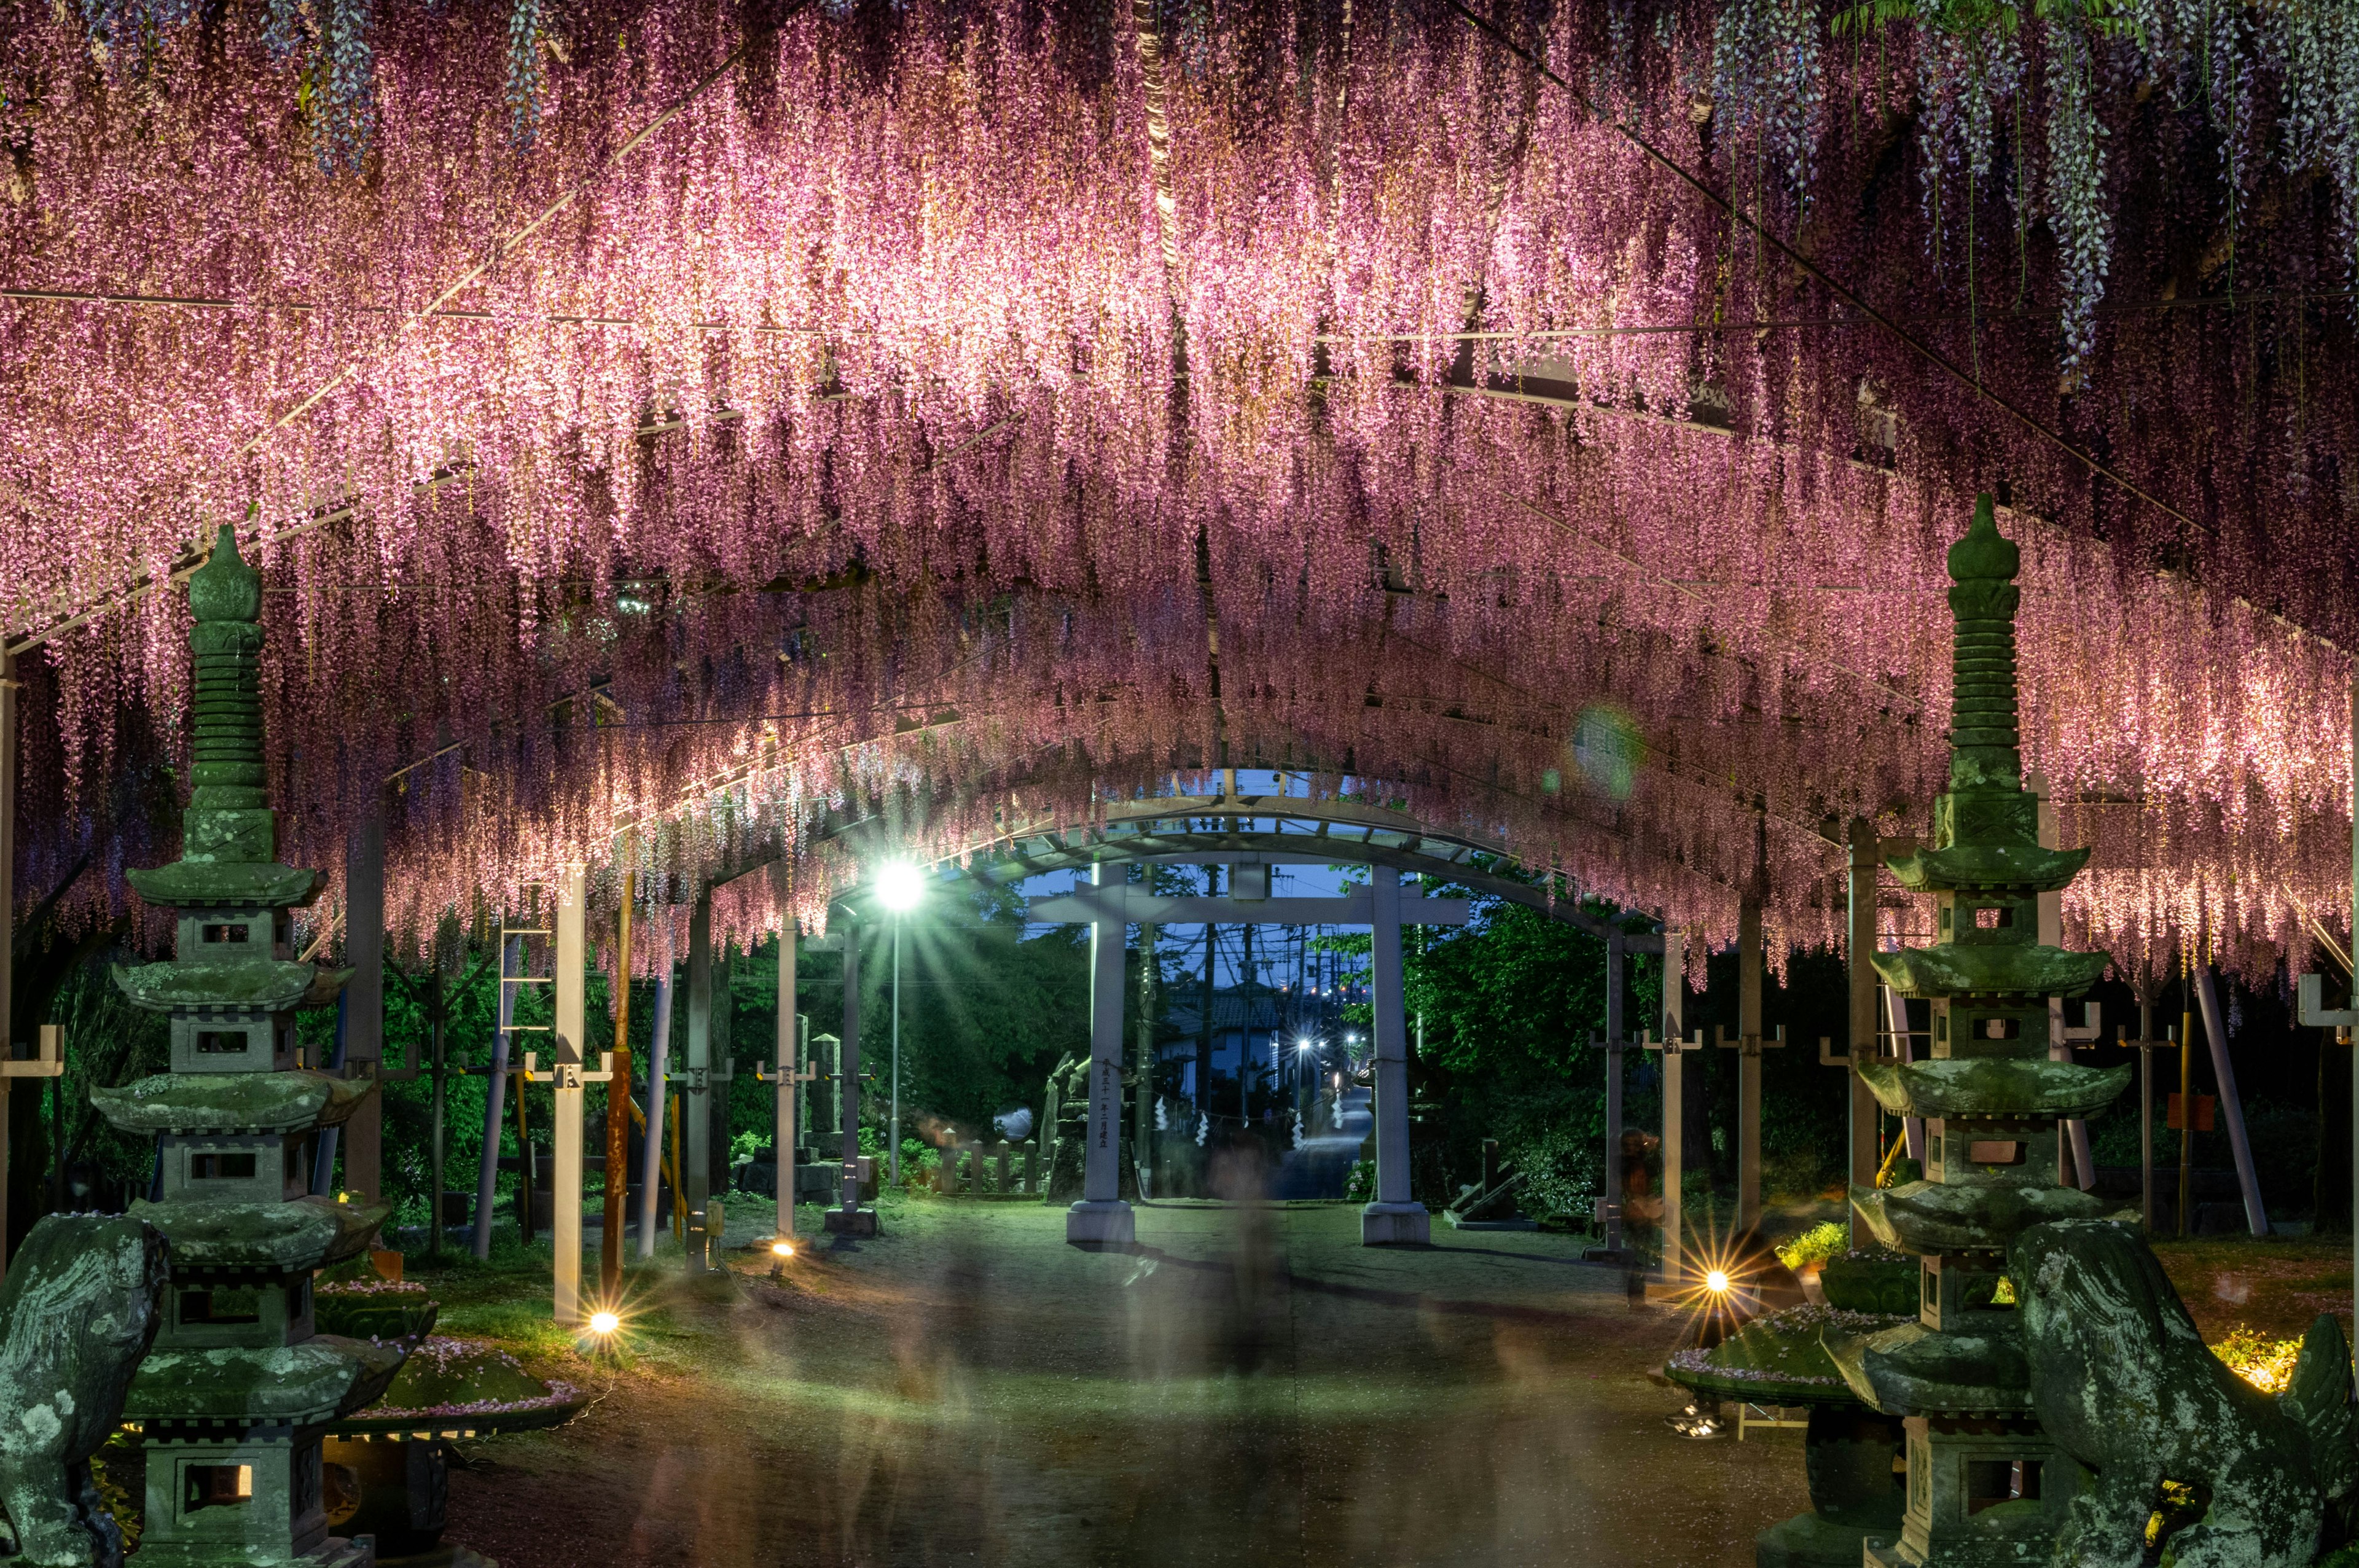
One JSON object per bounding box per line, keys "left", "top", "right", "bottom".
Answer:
{"left": 1027, "top": 862, "right": 1472, "bottom": 1246}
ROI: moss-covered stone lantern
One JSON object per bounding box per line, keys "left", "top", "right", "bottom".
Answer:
{"left": 93, "top": 525, "right": 408, "bottom": 1568}
{"left": 1829, "top": 496, "right": 2127, "bottom": 1567}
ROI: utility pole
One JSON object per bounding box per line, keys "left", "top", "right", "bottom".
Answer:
{"left": 602, "top": 870, "right": 635, "bottom": 1300}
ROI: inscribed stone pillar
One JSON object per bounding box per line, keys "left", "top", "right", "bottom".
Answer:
{"left": 1737, "top": 895, "right": 1763, "bottom": 1235}
{"left": 684, "top": 894, "right": 713, "bottom": 1266}
{"left": 1361, "top": 865, "right": 1430, "bottom": 1244}
{"left": 1847, "top": 817, "right": 1882, "bottom": 1248}
{"left": 1135, "top": 919, "right": 1157, "bottom": 1195}
{"left": 552, "top": 862, "right": 587, "bottom": 1325}
{"left": 1067, "top": 862, "right": 1135, "bottom": 1244}
{"left": 775, "top": 913, "right": 797, "bottom": 1241}
{"left": 342, "top": 809, "right": 386, "bottom": 1201}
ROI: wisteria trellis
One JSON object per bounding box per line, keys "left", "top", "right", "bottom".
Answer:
{"left": 2, "top": 0, "right": 2356, "bottom": 984}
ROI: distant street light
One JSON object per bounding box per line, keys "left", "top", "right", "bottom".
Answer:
{"left": 875, "top": 860, "right": 926, "bottom": 913}
{"left": 872, "top": 860, "right": 926, "bottom": 1186}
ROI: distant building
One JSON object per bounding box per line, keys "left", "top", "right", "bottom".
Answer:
{"left": 1155, "top": 975, "right": 1360, "bottom": 1103}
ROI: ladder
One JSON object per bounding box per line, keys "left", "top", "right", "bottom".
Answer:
{"left": 461, "top": 889, "right": 554, "bottom": 1253}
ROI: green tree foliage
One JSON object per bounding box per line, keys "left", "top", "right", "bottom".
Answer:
{"left": 725, "top": 880, "right": 1090, "bottom": 1152}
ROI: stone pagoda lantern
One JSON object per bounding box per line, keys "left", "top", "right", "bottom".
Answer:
{"left": 1831, "top": 496, "right": 2126, "bottom": 1567}
{"left": 93, "top": 525, "right": 408, "bottom": 1568}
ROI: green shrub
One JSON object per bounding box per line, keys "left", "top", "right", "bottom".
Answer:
{"left": 1775, "top": 1221, "right": 1847, "bottom": 1271}
{"left": 1512, "top": 1124, "right": 1602, "bottom": 1228}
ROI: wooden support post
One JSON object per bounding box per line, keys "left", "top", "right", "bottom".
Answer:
{"left": 776, "top": 917, "right": 797, "bottom": 1241}
{"left": 602, "top": 871, "right": 635, "bottom": 1298}
{"left": 342, "top": 811, "right": 386, "bottom": 1202}
{"left": 1737, "top": 896, "right": 1764, "bottom": 1235}
{"left": 515, "top": 1074, "right": 535, "bottom": 1245}
{"left": 0, "top": 644, "right": 15, "bottom": 1276}
{"left": 1361, "top": 865, "right": 1429, "bottom": 1245}
{"left": 1068, "top": 862, "right": 1135, "bottom": 1245}
{"left": 0, "top": 1027, "right": 63, "bottom": 1284}
{"left": 550, "top": 864, "right": 587, "bottom": 1325}
{"left": 1845, "top": 819, "right": 1881, "bottom": 1248}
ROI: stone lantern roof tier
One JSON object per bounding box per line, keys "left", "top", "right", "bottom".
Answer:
{"left": 1885, "top": 842, "right": 2090, "bottom": 894}
{"left": 112, "top": 958, "right": 348, "bottom": 1015}
{"left": 1869, "top": 942, "right": 2111, "bottom": 999}
{"left": 1827, "top": 1322, "right": 2033, "bottom": 1416}
{"left": 125, "top": 1335, "right": 407, "bottom": 1429}
{"left": 93, "top": 1069, "right": 379, "bottom": 1137}
{"left": 126, "top": 861, "right": 326, "bottom": 910}
{"left": 1856, "top": 1058, "right": 2130, "bottom": 1121}
{"left": 123, "top": 1195, "right": 387, "bottom": 1273}
{"left": 1854, "top": 1180, "right": 2124, "bottom": 1255}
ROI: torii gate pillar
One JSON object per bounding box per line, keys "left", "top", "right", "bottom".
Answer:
{"left": 1068, "top": 862, "right": 1136, "bottom": 1246}
{"left": 1362, "top": 866, "right": 1430, "bottom": 1245}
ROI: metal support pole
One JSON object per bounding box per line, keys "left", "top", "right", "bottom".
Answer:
{"left": 889, "top": 917, "right": 901, "bottom": 1188}
{"left": 552, "top": 864, "right": 587, "bottom": 1325}
{"left": 1659, "top": 930, "right": 1686, "bottom": 1282}
{"left": 1361, "top": 865, "right": 1428, "bottom": 1244}
{"left": 1885, "top": 983, "right": 1923, "bottom": 1159}
{"left": 777, "top": 919, "right": 797, "bottom": 1241}
{"left": 636, "top": 971, "right": 673, "bottom": 1260}
{"left": 686, "top": 894, "right": 716, "bottom": 1262}
{"left": 2035, "top": 778, "right": 2095, "bottom": 1186}
{"left": 1602, "top": 930, "right": 1624, "bottom": 1255}
{"left": 1068, "top": 862, "right": 1134, "bottom": 1244}
{"left": 428, "top": 1000, "right": 447, "bottom": 1258}
{"left": 2181, "top": 962, "right": 2195, "bottom": 1238}
{"left": 342, "top": 811, "right": 386, "bottom": 1201}
{"left": 472, "top": 934, "right": 520, "bottom": 1260}
{"left": 2195, "top": 966, "right": 2268, "bottom": 1236}
{"left": 827, "top": 916, "right": 874, "bottom": 1233}
{"left": 1845, "top": 819, "right": 1880, "bottom": 1247}
{"left": 1737, "top": 896, "right": 1763, "bottom": 1235}
{"left": 2350, "top": 670, "right": 2357, "bottom": 1322}
{"left": 2141, "top": 999, "right": 2156, "bottom": 1230}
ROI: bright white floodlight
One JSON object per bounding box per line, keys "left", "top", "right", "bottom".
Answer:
{"left": 875, "top": 861, "right": 927, "bottom": 912}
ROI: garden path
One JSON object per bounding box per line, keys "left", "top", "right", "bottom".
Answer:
{"left": 438, "top": 1201, "right": 1804, "bottom": 1567}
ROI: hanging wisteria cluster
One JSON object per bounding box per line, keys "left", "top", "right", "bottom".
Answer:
{"left": 4, "top": 0, "right": 2357, "bottom": 978}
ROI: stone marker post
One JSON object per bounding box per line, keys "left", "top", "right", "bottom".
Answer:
{"left": 1068, "top": 862, "right": 1136, "bottom": 1244}
{"left": 1361, "top": 865, "right": 1430, "bottom": 1244}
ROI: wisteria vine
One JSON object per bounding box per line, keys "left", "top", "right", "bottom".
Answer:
{"left": 2, "top": 0, "right": 2356, "bottom": 981}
